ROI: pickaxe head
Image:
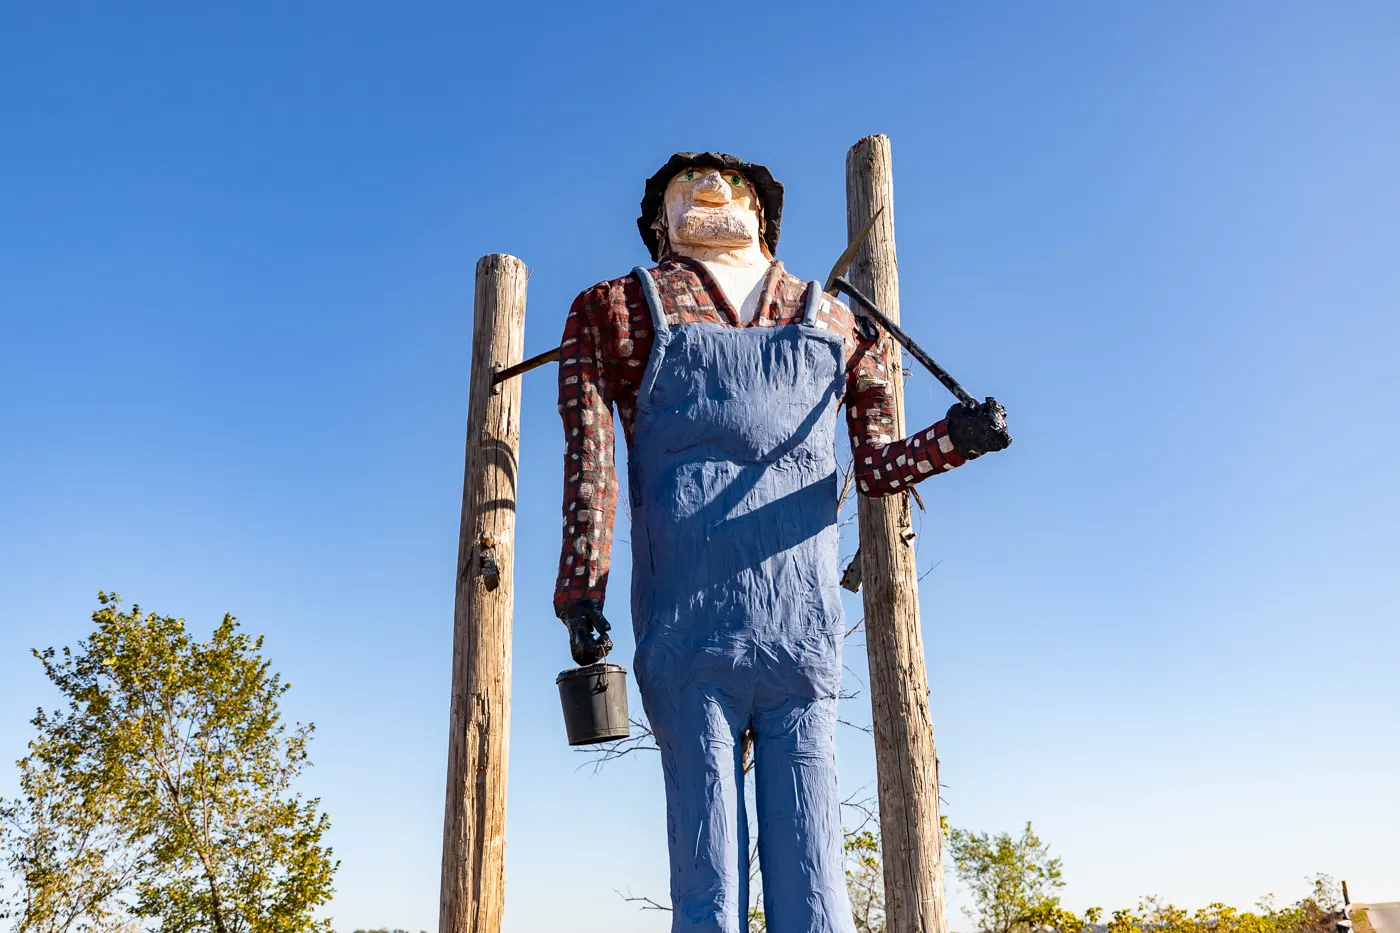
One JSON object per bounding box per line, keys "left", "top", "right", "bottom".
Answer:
{"left": 823, "top": 207, "right": 883, "bottom": 296}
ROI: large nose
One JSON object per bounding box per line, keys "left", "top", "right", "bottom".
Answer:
{"left": 692, "top": 170, "right": 731, "bottom": 206}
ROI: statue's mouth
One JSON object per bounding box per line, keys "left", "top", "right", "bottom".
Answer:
{"left": 669, "top": 200, "right": 758, "bottom": 248}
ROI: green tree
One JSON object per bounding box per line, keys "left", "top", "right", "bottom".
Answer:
{"left": 1101, "top": 876, "right": 1345, "bottom": 933}
{"left": 946, "top": 821, "right": 1065, "bottom": 933}
{"left": 845, "top": 828, "right": 886, "bottom": 933}
{"left": 942, "top": 812, "right": 1342, "bottom": 933}
{"left": 0, "top": 593, "right": 337, "bottom": 933}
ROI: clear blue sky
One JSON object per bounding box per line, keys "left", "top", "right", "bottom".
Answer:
{"left": 2, "top": 3, "right": 1396, "bottom": 931}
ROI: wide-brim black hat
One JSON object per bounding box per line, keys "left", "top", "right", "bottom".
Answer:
{"left": 638, "top": 152, "right": 784, "bottom": 262}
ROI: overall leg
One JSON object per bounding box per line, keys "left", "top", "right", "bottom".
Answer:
{"left": 645, "top": 678, "right": 752, "bottom": 933}
{"left": 753, "top": 695, "right": 855, "bottom": 933}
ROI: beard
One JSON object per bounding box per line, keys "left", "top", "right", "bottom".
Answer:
{"left": 667, "top": 204, "right": 759, "bottom": 249}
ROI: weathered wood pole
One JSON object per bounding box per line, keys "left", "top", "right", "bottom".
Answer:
{"left": 846, "top": 135, "right": 948, "bottom": 933}
{"left": 440, "top": 254, "right": 528, "bottom": 933}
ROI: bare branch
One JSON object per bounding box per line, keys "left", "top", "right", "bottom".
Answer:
{"left": 840, "top": 787, "right": 880, "bottom": 838}
{"left": 836, "top": 456, "right": 857, "bottom": 513}
{"left": 617, "top": 889, "right": 672, "bottom": 912}
{"left": 577, "top": 718, "right": 658, "bottom": 774}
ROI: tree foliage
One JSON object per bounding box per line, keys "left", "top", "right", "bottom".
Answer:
{"left": 845, "top": 829, "right": 886, "bottom": 933}
{"left": 946, "top": 821, "right": 1064, "bottom": 933}
{"left": 945, "top": 816, "right": 1343, "bottom": 933}
{"left": 1091, "top": 876, "right": 1344, "bottom": 933}
{"left": 0, "top": 593, "right": 337, "bottom": 933}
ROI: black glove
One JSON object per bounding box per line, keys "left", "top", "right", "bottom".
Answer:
{"left": 945, "top": 397, "right": 1012, "bottom": 460}
{"left": 557, "top": 598, "right": 613, "bottom": 666}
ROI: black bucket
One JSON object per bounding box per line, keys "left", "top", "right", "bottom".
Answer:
{"left": 556, "top": 663, "right": 630, "bottom": 746}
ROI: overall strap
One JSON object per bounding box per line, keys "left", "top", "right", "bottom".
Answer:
{"left": 801, "top": 280, "right": 825, "bottom": 327}
{"left": 633, "top": 266, "right": 672, "bottom": 403}
{"left": 633, "top": 266, "right": 670, "bottom": 341}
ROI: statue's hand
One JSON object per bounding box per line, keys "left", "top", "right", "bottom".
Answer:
{"left": 559, "top": 598, "right": 613, "bottom": 666}
{"left": 946, "top": 397, "right": 1012, "bottom": 460}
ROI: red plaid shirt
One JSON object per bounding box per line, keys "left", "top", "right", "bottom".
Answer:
{"left": 555, "top": 256, "right": 967, "bottom": 613}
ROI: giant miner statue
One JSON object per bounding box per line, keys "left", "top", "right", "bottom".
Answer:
{"left": 554, "top": 152, "right": 1011, "bottom": 933}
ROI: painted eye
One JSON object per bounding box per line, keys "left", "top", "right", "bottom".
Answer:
{"left": 682, "top": 171, "right": 697, "bottom": 181}
{"left": 728, "top": 174, "right": 745, "bottom": 186}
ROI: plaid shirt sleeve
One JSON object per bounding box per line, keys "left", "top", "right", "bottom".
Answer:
{"left": 554, "top": 284, "right": 619, "bottom": 615}
{"left": 826, "top": 296, "right": 967, "bottom": 495}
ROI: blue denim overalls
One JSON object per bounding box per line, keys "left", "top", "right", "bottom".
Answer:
{"left": 629, "top": 266, "right": 857, "bottom": 933}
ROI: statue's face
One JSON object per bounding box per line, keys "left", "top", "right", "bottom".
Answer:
{"left": 662, "top": 166, "right": 763, "bottom": 253}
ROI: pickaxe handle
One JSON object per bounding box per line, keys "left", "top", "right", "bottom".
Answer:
{"left": 828, "top": 276, "right": 978, "bottom": 407}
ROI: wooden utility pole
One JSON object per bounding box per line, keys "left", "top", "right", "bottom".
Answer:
{"left": 847, "top": 135, "right": 948, "bottom": 933}
{"left": 440, "top": 254, "right": 527, "bottom": 933}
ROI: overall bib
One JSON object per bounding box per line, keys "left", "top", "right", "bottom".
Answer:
{"left": 629, "top": 268, "right": 857, "bottom": 933}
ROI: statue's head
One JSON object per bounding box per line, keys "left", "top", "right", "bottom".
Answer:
{"left": 662, "top": 166, "right": 764, "bottom": 257}
{"left": 638, "top": 153, "right": 784, "bottom": 261}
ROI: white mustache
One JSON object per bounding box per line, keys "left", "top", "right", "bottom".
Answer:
{"left": 676, "top": 207, "right": 752, "bottom": 235}
{"left": 662, "top": 193, "right": 760, "bottom": 249}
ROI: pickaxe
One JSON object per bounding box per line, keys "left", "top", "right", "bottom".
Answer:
{"left": 823, "top": 208, "right": 982, "bottom": 409}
